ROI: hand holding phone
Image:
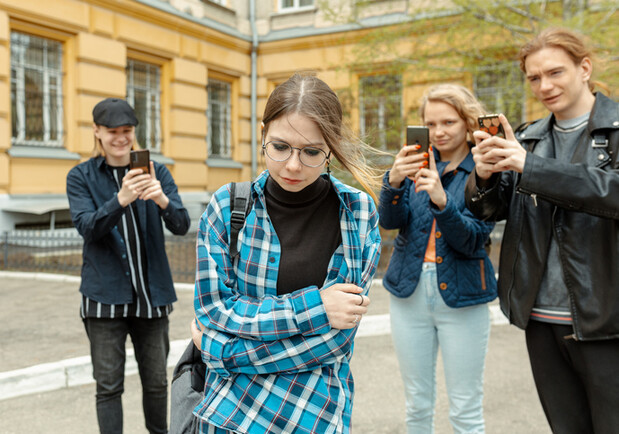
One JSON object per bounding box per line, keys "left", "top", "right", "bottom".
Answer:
{"left": 388, "top": 126, "right": 430, "bottom": 188}
{"left": 406, "top": 126, "right": 429, "bottom": 157}
{"left": 478, "top": 115, "right": 505, "bottom": 138}
{"left": 130, "top": 149, "right": 150, "bottom": 174}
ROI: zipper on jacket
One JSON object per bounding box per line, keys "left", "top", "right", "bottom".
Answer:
{"left": 516, "top": 185, "right": 539, "bottom": 207}
{"left": 505, "top": 194, "right": 529, "bottom": 326}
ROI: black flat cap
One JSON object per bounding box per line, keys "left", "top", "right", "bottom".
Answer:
{"left": 92, "top": 98, "right": 139, "bottom": 128}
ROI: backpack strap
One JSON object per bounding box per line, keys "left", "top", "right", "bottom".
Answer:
{"left": 229, "top": 181, "right": 252, "bottom": 261}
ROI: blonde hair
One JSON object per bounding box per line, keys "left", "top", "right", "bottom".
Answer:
{"left": 92, "top": 133, "right": 104, "bottom": 157}
{"left": 262, "top": 72, "right": 383, "bottom": 200}
{"left": 419, "top": 84, "right": 486, "bottom": 143}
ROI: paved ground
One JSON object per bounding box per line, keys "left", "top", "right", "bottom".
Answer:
{"left": 0, "top": 272, "right": 550, "bottom": 433}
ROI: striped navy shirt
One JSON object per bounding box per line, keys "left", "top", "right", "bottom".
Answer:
{"left": 80, "top": 165, "right": 172, "bottom": 320}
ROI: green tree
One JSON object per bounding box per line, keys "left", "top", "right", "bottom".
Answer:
{"left": 321, "top": 0, "right": 617, "bottom": 125}
{"left": 322, "top": 0, "right": 616, "bottom": 259}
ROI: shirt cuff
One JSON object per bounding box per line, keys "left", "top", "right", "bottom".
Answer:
{"left": 290, "top": 286, "right": 331, "bottom": 336}
{"left": 201, "top": 329, "right": 231, "bottom": 378}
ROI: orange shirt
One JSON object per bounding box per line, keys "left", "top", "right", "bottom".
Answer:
{"left": 423, "top": 219, "right": 437, "bottom": 263}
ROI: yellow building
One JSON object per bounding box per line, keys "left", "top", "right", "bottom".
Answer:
{"left": 0, "top": 0, "right": 256, "bottom": 230}
{"left": 0, "top": 0, "right": 614, "bottom": 231}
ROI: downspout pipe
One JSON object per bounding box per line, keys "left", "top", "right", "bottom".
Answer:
{"left": 249, "top": 0, "right": 258, "bottom": 180}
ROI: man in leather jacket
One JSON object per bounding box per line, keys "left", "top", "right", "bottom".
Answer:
{"left": 464, "top": 28, "right": 619, "bottom": 433}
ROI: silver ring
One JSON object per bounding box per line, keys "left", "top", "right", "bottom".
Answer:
{"left": 357, "top": 294, "right": 364, "bottom": 306}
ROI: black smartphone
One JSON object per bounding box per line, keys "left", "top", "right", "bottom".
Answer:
{"left": 478, "top": 114, "right": 505, "bottom": 138}
{"left": 129, "top": 149, "right": 150, "bottom": 174}
{"left": 406, "top": 126, "right": 429, "bottom": 155}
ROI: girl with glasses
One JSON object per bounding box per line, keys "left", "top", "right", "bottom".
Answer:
{"left": 190, "top": 72, "right": 382, "bottom": 433}
{"left": 379, "top": 84, "right": 497, "bottom": 433}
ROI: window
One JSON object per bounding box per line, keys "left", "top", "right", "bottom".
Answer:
{"left": 279, "top": 0, "right": 314, "bottom": 11}
{"left": 474, "top": 62, "right": 525, "bottom": 125}
{"left": 359, "top": 74, "right": 402, "bottom": 150}
{"left": 126, "top": 59, "right": 161, "bottom": 151}
{"left": 10, "top": 32, "right": 64, "bottom": 148}
{"left": 207, "top": 79, "right": 231, "bottom": 159}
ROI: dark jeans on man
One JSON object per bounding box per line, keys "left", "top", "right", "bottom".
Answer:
{"left": 84, "top": 317, "right": 170, "bottom": 434}
{"left": 525, "top": 320, "right": 619, "bottom": 434}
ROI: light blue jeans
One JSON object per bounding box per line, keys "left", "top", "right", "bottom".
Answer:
{"left": 390, "top": 263, "right": 490, "bottom": 434}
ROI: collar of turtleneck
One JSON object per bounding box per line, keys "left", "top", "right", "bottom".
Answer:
{"left": 265, "top": 175, "right": 330, "bottom": 207}
{"left": 263, "top": 174, "right": 341, "bottom": 295}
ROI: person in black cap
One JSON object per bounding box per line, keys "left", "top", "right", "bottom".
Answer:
{"left": 66, "top": 97, "right": 190, "bottom": 433}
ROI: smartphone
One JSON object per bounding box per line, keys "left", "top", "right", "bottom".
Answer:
{"left": 129, "top": 149, "right": 150, "bottom": 174}
{"left": 478, "top": 114, "right": 505, "bottom": 138}
{"left": 406, "top": 126, "right": 429, "bottom": 155}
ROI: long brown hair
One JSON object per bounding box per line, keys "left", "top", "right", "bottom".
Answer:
{"left": 262, "top": 72, "right": 382, "bottom": 200}
{"left": 419, "top": 84, "right": 486, "bottom": 143}
{"left": 518, "top": 27, "right": 595, "bottom": 92}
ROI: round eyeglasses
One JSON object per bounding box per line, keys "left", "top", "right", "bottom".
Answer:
{"left": 263, "top": 141, "right": 331, "bottom": 168}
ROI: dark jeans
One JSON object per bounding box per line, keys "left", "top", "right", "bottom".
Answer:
{"left": 84, "top": 316, "right": 170, "bottom": 434}
{"left": 525, "top": 320, "right": 619, "bottom": 434}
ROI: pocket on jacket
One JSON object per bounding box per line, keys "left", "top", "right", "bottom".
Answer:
{"left": 455, "top": 257, "right": 495, "bottom": 297}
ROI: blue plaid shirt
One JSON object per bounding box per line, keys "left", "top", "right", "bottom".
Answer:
{"left": 194, "top": 171, "right": 381, "bottom": 433}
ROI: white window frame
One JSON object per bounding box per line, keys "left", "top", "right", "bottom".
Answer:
{"left": 279, "top": 0, "right": 314, "bottom": 12}
{"left": 207, "top": 79, "right": 232, "bottom": 159}
{"left": 126, "top": 59, "right": 162, "bottom": 152}
{"left": 359, "top": 74, "right": 402, "bottom": 151}
{"left": 10, "top": 31, "right": 64, "bottom": 148}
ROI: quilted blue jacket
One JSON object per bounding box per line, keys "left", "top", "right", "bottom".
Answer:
{"left": 379, "top": 150, "right": 497, "bottom": 308}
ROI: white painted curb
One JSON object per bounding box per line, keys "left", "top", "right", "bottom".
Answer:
{"left": 0, "top": 339, "right": 191, "bottom": 402}
{"left": 0, "top": 273, "right": 508, "bottom": 401}
{"left": 0, "top": 308, "right": 508, "bottom": 401}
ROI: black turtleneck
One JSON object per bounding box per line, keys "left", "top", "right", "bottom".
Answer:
{"left": 265, "top": 175, "right": 342, "bottom": 295}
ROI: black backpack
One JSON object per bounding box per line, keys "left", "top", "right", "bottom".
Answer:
{"left": 169, "top": 181, "right": 252, "bottom": 434}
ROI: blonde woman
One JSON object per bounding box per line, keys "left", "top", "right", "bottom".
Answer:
{"left": 380, "top": 84, "right": 497, "bottom": 433}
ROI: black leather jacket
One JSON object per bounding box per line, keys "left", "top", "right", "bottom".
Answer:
{"left": 465, "top": 93, "right": 619, "bottom": 341}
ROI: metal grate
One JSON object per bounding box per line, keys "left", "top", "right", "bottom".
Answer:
{"left": 474, "top": 62, "right": 525, "bottom": 125}
{"left": 359, "top": 74, "right": 403, "bottom": 151}
{"left": 207, "top": 79, "right": 232, "bottom": 158}
{"left": 127, "top": 59, "right": 162, "bottom": 152}
{"left": 10, "top": 31, "right": 64, "bottom": 148}
{"left": 1, "top": 230, "right": 197, "bottom": 283}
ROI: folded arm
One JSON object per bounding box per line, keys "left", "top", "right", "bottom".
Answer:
{"left": 195, "top": 192, "right": 382, "bottom": 377}
{"left": 194, "top": 188, "right": 331, "bottom": 342}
